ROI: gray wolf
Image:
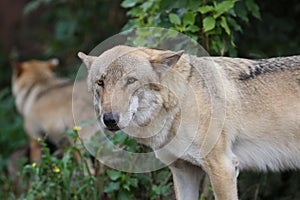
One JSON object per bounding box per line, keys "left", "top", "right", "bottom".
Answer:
{"left": 78, "top": 45, "right": 300, "bottom": 200}
{"left": 12, "top": 59, "right": 95, "bottom": 163}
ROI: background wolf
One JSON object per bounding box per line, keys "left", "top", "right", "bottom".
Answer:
{"left": 11, "top": 59, "right": 96, "bottom": 163}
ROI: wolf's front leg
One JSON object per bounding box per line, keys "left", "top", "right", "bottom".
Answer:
{"left": 29, "top": 135, "right": 42, "bottom": 163}
{"left": 169, "top": 160, "right": 202, "bottom": 200}
{"left": 203, "top": 153, "right": 239, "bottom": 200}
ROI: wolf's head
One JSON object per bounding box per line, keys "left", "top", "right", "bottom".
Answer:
{"left": 11, "top": 59, "right": 59, "bottom": 91}
{"left": 11, "top": 59, "right": 59, "bottom": 113}
{"left": 78, "top": 46, "right": 184, "bottom": 138}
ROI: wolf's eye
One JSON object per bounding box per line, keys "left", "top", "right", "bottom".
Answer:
{"left": 127, "top": 78, "right": 137, "bottom": 85}
{"left": 97, "top": 80, "right": 104, "bottom": 87}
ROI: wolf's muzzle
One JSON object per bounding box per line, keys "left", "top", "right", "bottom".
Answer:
{"left": 103, "top": 112, "right": 120, "bottom": 131}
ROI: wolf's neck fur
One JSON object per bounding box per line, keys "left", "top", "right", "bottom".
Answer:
{"left": 14, "top": 82, "right": 37, "bottom": 114}
{"left": 130, "top": 103, "right": 180, "bottom": 150}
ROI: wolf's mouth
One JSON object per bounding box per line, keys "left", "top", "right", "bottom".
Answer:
{"left": 106, "top": 126, "right": 120, "bottom": 133}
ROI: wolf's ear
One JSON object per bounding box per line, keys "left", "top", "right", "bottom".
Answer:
{"left": 150, "top": 50, "right": 184, "bottom": 75}
{"left": 47, "top": 58, "right": 59, "bottom": 70}
{"left": 77, "top": 52, "right": 97, "bottom": 70}
{"left": 11, "top": 61, "right": 23, "bottom": 77}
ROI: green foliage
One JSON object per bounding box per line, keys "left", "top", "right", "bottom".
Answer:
{"left": 0, "top": 88, "right": 27, "bottom": 199}
{"left": 104, "top": 167, "right": 172, "bottom": 200}
{"left": 21, "top": 136, "right": 98, "bottom": 199}
{"left": 0, "top": 88, "right": 27, "bottom": 169}
{"left": 235, "top": 0, "right": 300, "bottom": 58}
{"left": 110, "top": 131, "right": 152, "bottom": 153}
{"left": 121, "top": 0, "right": 260, "bottom": 56}
{"left": 22, "top": 0, "right": 123, "bottom": 61}
{"left": 99, "top": 131, "right": 173, "bottom": 200}
{"left": 238, "top": 171, "right": 300, "bottom": 199}
{"left": 0, "top": 127, "right": 173, "bottom": 199}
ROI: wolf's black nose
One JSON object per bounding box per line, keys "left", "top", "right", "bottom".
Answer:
{"left": 103, "top": 112, "right": 120, "bottom": 131}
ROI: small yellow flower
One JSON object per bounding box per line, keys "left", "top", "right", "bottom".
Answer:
{"left": 53, "top": 166, "right": 60, "bottom": 173}
{"left": 37, "top": 138, "right": 42, "bottom": 142}
{"left": 32, "top": 162, "right": 37, "bottom": 168}
{"left": 73, "top": 126, "right": 82, "bottom": 131}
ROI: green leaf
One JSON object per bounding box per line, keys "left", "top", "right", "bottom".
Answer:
{"left": 214, "top": 0, "right": 236, "bottom": 18}
{"left": 127, "top": 7, "right": 143, "bottom": 17}
{"left": 152, "top": 185, "right": 161, "bottom": 195}
{"left": 124, "top": 138, "right": 137, "bottom": 152}
{"left": 211, "top": 35, "right": 225, "bottom": 55}
{"left": 135, "top": 173, "right": 151, "bottom": 185}
{"left": 123, "top": 184, "right": 131, "bottom": 191}
{"left": 126, "top": 177, "right": 138, "bottom": 187}
{"left": 121, "top": 0, "right": 142, "bottom": 8}
{"left": 216, "top": 0, "right": 236, "bottom": 12}
{"left": 141, "top": 1, "right": 153, "bottom": 11}
{"left": 227, "top": 17, "right": 242, "bottom": 32}
{"left": 113, "top": 132, "right": 127, "bottom": 144}
{"left": 161, "top": 182, "right": 173, "bottom": 193}
{"left": 234, "top": 2, "right": 249, "bottom": 23}
{"left": 200, "top": 194, "right": 206, "bottom": 200}
{"left": 104, "top": 182, "right": 120, "bottom": 193}
{"left": 183, "top": 12, "right": 196, "bottom": 26}
{"left": 186, "top": 25, "right": 200, "bottom": 32}
{"left": 198, "top": 5, "right": 214, "bottom": 14}
{"left": 156, "top": 170, "right": 170, "bottom": 182}
{"left": 107, "top": 170, "right": 122, "bottom": 181}
{"left": 186, "top": 0, "right": 201, "bottom": 9}
{"left": 220, "top": 16, "right": 231, "bottom": 35}
{"left": 245, "top": 0, "right": 261, "bottom": 19}
{"left": 169, "top": 13, "right": 181, "bottom": 25}
{"left": 118, "top": 189, "right": 132, "bottom": 200}
{"left": 203, "top": 16, "right": 216, "bottom": 32}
